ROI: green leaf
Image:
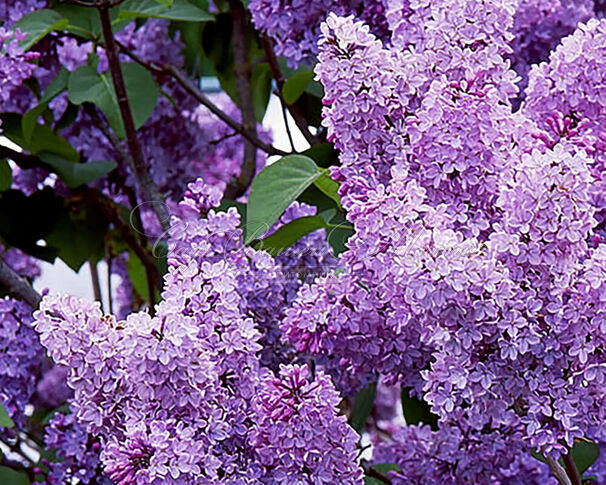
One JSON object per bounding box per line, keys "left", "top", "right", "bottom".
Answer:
{"left": 401, "top": 387, "right": 439, "bottom": 431}
{"left": 350, "top": 382, "right": 377, "bottom": 432}
{"left": 0, "top": 403, "right": 15, "bottom": 428}
{"left": 314, "top": 170, "right": 342, "bottom": 209}
{"left": 1, "top": 113, "right": 79, "bottom": 162}
{"left": 40, "top": 67, "right": 71, "bottom": 104}
{"left": 119, "top": 0, "right": 214, "bottom": 21}
{"left": 0, "top": 160, "right": 12, "bottom": 192}
{"left": 14, "top": 9, "right": 68, "bottom": 50}
{"left": 0, "top": 467, "right": 29, "bottom": 485}
{"left": 282, "top": 70, "right": 314, "bottom": 105}
{"left": 251, "top": 63, "right": 272, "bottom": 122}
{"left": 45, "top": 200, "right": 109, "bottom": 271}
{"left": 364, "top": 464, "right": 400, "bottom": 485}
{"left": 245, "top": 155, "right": 322, "bottom": 243}
{"left": 68, "top": 63, "right": 159, "bottom": 138}
{"left": 127, "top": 250, "right": 148, "bottom": 300}
{"left": 253, "top": 215, "right": 327, "bottom": 256}
{"left": 572, "top": 439, "right": 600, "bottom": 475}
{"left": 39, "top": 153, "right": 117, "bottom": 188}
{"left": 22, "top": 103, "right": 49, "bottom": 142}
{"left": 22, "top": 68, "right": 71, "bottom": 142}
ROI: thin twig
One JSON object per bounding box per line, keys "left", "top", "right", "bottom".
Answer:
{"left": 89, "top": 260, "right": 103, "bottom": 309}
{"left": 281, "top": 101, "right": 295, "bottom": 151}
{"left": 97, "top": 4, "right": 171, "bottom": 233}
{"left": 546, "top": 455, "right": 573, "bottom": 485}
{"left": 261, "top": 35, "right": 319, "bottom": 145}
{"left": 562, "top": 449, "right": 582, "bottom": 485}
{"left": 113, "top": 40, "right": 288, "bottom": 157}
{"left": 106, "top": 250, "right": 114, "bottom": 314}
{"left": 0, "top": 259, "right": 42, "bottom": 309}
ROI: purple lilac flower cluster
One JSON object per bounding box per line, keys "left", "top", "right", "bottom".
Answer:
{"left": 0, "top": 27, "right": 39, "bottom": 124}
{"left": 249, "top": 364, "right": 363, "bottom": 484}
{"left": 0, "top": 297, "right": 43, "bottom": 427}
{"left": 41, "top": 412, "right": 110, "bottom": 485}
{"left": 373, "top": 423, "right": 555, "bottom": 484}
{"left": 509, "top": 0, "right": 593, "bottom": 96}
{"left": 33, "top": 179, "right": 358, "bottom": 484}
{"left": 249, "top": 0, "right": 389, "bottom": 66}
{"left": 283, "top": 4, "right": 606, "bottom": 480}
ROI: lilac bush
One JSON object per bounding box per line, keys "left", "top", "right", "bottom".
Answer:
{"left": 1, "top": 0, "right": 606, "bottom": 484}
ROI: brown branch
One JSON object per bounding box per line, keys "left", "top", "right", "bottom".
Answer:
{"left": 546, "top": 455, "right": 572, "bottom": 485}
{"left": 79, "top": 187, "right": 164, "bottom": 291}
{"left": 364, "top": 466, "right": 393, "bottom": 485}
{"left": 89, "top": 259, "right": 103, "bottom": 308}
{"left": 562, "top": 449, "right": 581, "bottom": 485}
{"left": 261, "top": 35, "right": 320, "bottom": 145}
{"left": 97, "top": 4, "right": 171, "bottom": 233}
{"left": 0, "top": 259, "right": 42, "bottom": 309}
{"left": 113, "top": 41, "right": 289, "bottom": 157}
{"left": 225, "top": 0, "right": 258, "bottom": 199}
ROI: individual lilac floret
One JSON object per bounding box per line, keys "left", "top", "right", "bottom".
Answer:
{"left": 250, "top": 364, "right": 364, "bottom": 484}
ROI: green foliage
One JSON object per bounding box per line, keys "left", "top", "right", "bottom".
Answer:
{"left": 282, "top": 70, "right": 314, "bottom": 105}
{"left": 251, "top": 63, "right": 272, "bottom": 122}
{"left": 202, "top": 13, "right": 271, "bottom": 121}
{"left": 314, "top": 169, "right": 342, "bottom": 209}
{"left": 127, "top": 250, "right": 149, "bottom": 301}
{"left": 364, "top": 464, "right": 400, "bottom": 485}
{"left": 401, "top": 387, "right": 439, "bottom": 431}
{"left": 1, "top": 113, "right": 79, "bottom": 162}
{"left": 0, "top": 402, "right": 15, "bottom": 428}
{"left": 21, "top": 68, "right": 69, "bottom": 141}
{"left": 39, "top": 153, "right": 117, "bottom": 189}
{"left": 245, "top": 155, "right": 323, "bottom": 243}
{"left": 0, "top": 160, "right": 12, "bottom": 192}
{"left": 45, "top": 199, "right": 109, "bottom": 271}
{"left": 68, "top": 62, "right": 159, "bottom": 139}
{"left": 253, "top": 215, "right": 328, "bottom": 256}
{"left": 0, "top": 467, "right": 29, "bottom": 485}
{"left": 14, "top": 9, "right": 68, "bottom": 50}
{"left": 118, "top": 0, "right": 214, "bottom": 22}
{"left": 350, "top": 382, "right": 377, "bottom": 432}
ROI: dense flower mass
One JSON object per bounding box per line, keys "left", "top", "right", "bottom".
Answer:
{"left": 0, "top": 297, "right": 42, "bottom": 427}
{"left": 250, "top": 364, "right": 363, "bottom": 484}
{"left": 249, "top": 0, "right": 389, "bottom": 66}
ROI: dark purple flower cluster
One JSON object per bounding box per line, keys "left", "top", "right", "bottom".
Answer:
{"left": 249, "top": 0, "right": 389, "bottom": 66}
{"left": 0, "top": 297, "right": 43, "bottom": 428}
